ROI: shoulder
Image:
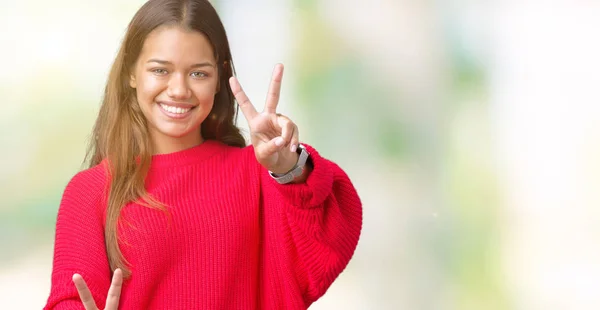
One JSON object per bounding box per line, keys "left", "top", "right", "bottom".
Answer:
{"left": 209, "top": 140, "right": 257, "bottom": 165}
{"left": 66, "top": 160, "right": 108, "bottom": 191}
{"left": 204, "top": 141, "right": 262, "bottom": 180}
{"left": 60, "top": 160, "right": 109, "bottom": 213}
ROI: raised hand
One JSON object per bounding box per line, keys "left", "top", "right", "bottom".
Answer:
{"left": 72, "top": 269, "right": 123, "bottom": 310}
{"left": 229, "top": 64, "right": 301, "bottom": 175}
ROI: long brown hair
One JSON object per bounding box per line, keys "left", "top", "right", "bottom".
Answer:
{"left": 85, "top": 0, "right": 245, "bottom": 278}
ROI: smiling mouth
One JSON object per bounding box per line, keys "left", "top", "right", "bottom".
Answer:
{"left": 158, "top": 103, "right": 194, "bottom": 114}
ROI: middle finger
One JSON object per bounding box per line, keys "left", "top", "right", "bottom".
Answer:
{"left": 105, "top": 268, "right": 123, "bottom": 309}
{"left": 264, "top": 64, "right": 284, "bottom": 114}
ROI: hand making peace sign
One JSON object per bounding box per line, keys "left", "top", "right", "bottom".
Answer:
{"left": 229, "top": 64, "right": 301, "bottom": 175}
{"left": 72, "top": 269, "right": 123, "bottom": 310}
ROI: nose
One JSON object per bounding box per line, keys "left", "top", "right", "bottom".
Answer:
{"left": 166, "top": 73, "right": 191, "bottom": 100}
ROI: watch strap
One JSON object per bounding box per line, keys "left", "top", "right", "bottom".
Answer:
{"left": 269, "top": 144, "right": 309, "bottom": 184}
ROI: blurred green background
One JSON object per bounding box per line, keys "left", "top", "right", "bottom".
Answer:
{"left": 1, "top": 0, "right": 600, "bottom": 309}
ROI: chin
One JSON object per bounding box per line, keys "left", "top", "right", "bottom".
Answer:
{"left": 157, "top": 125, "right": 201, "bottom": 139}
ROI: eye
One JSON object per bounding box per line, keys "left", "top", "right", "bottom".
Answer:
{"left": 151, "top": 68, "right": 168, "bottom": 75}
{"left": 191, "top": 71, "right": 208, "bottom": 78}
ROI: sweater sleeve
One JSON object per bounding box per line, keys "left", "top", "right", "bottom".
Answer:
{"left": 44, "top": 166, "right": 112, "bottom": 310}
{"left": 259, "top": 144, "right": 363, "bottom": 307}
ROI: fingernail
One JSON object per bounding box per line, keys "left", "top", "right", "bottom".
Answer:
{"left": 275, "top": 137, "right": 284, "bottom": 146}
{"left": 290, "top": 144, "right": 297, "bottom": 152}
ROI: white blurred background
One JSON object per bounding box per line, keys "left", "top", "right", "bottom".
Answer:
{"left": 1, "top": 0, "right": 599, "bottom": 309}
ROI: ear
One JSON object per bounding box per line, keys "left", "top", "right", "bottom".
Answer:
{"left": 129, "top": 74, "right": 137, "bottom": 88}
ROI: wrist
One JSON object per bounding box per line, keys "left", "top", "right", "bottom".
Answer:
{"left": 270, "top": 152, "right": 300, "bottom": 176}
{"left": 269, "top": 144, "right": 310, "bottom": 184}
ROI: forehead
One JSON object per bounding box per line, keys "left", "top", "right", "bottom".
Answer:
{"left": 139, "top": 25, "right": 215, "bottom": 62}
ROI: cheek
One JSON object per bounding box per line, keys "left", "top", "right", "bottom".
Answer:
{"left": 191, "top": 81, "right": 218, "bottom": 101}
{"left": 136, "top": 76, "right": 165, "bottom": 103}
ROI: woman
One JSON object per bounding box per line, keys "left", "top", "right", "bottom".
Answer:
{"left": 44, "top": 0, "right": 362, "bottom": 309}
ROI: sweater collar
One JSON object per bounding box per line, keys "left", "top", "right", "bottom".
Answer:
{"left": 149, "top": 139, "right": 224, "bottom": 168}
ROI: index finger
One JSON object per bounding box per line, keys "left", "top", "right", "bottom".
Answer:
{"left": 105, "top": 268, "right": 123, "bottom": 309}
{"left": 73, "top": 274, "right": 98, "bottom": 310}
{"left": 229, "top": 76, "right": 258, "bottom": 121}
{"left": 264, "top": 63, "right": 284, "bottom": 114}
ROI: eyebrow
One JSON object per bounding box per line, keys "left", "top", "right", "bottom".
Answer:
{"left": 146, "top": 59, "right": 215, "bottom": 68}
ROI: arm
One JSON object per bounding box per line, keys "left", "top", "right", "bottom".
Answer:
{"left": 44, "top": 167, "right": 112, "bottom": 310}
{"left": 260, "top": 144, "right": 362, "bottom": 306}
{"left": 229, "top": 64, "right": 362, "bottom": 306}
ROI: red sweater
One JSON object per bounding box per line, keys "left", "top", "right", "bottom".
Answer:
{"left": 44, "top": 141, "right": 362, "bottom": 309}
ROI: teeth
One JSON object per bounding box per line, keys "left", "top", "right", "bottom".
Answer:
{"left": 160, "top": 103, "right": 191, "bottom": 114}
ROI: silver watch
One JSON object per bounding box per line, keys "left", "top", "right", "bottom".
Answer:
{"left": 269, "top": 144, "right": 310, "bottom": 184}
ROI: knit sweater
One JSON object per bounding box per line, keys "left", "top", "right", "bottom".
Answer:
{"left": 44, "top": 140, "right": 362, "bottom": 309}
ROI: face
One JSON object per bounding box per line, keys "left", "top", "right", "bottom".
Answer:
{"left": 129, "top": 25, "right": 219, "bottom": 154}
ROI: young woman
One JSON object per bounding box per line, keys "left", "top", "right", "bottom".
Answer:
{"left": 44, "top": 0, "right": 362, "bottom": 309}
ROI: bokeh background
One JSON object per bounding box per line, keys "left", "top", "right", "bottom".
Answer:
{"left": 1, "top": 0, "right": 600, "bottom": 309}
